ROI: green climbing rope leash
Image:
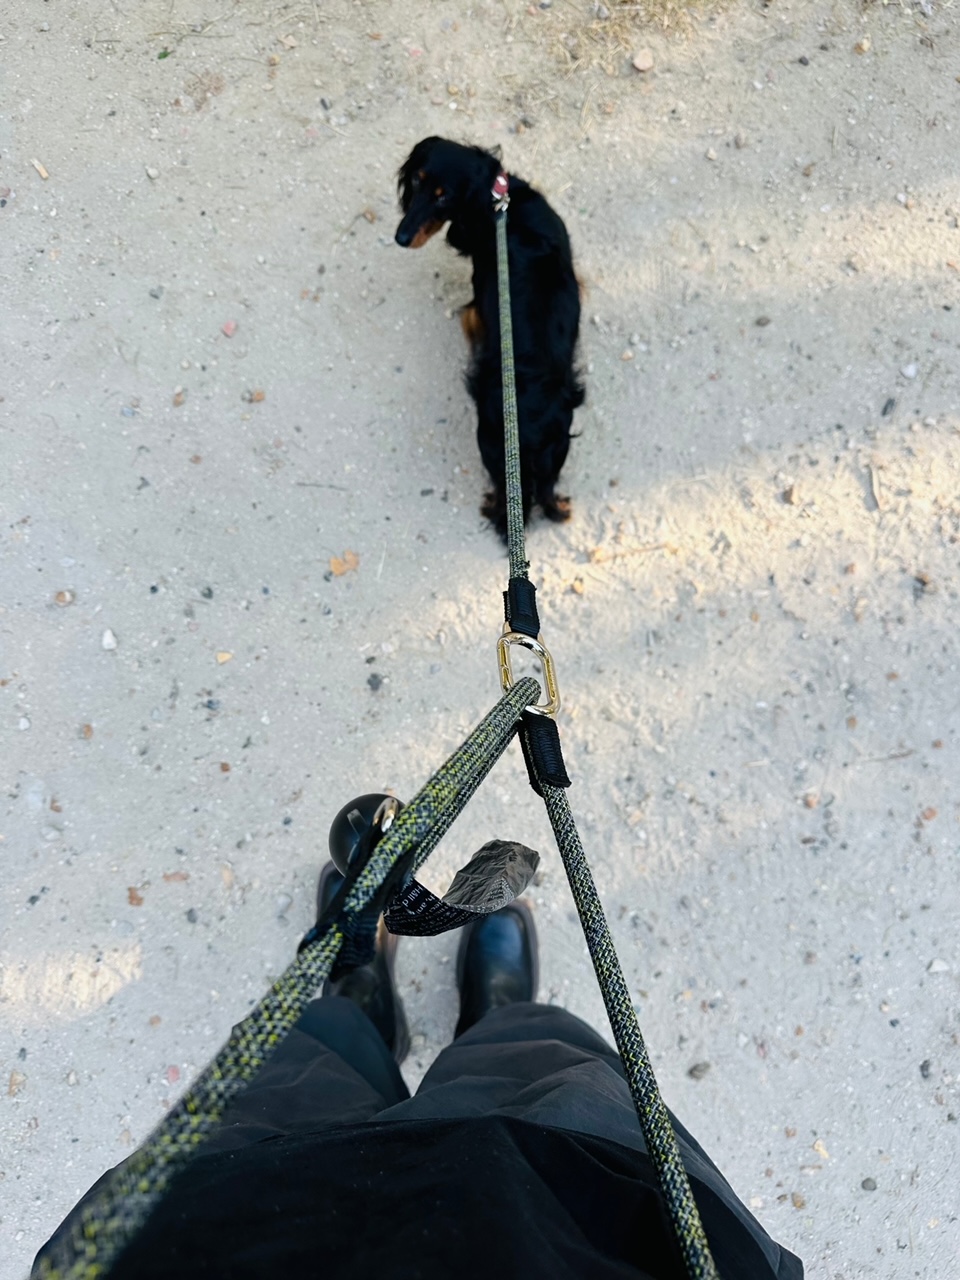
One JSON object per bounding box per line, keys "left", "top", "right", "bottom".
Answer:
{"left": 492, "top": 172, "right": 719, "bottom": 1280}
{"left": 541, "top": 780, "right": 718, "bottom": 1280}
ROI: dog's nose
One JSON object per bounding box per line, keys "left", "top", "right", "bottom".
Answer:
{"left": 395, "top": 224, "right": 413, "bottom": 247}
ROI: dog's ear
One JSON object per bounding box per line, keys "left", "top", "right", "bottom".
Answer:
{"left": 397, "top": 152, "right": 416, "bottom": 210}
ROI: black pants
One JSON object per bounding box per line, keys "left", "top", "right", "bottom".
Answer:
{"left": 37, "top": 1000, "right": 797, "bottom": 1278}
{"left": 206, "top": 999, "right": 654, "bottom": 1150}
{"left": 199, "top": 998, "right": 786, "bottom": 1272}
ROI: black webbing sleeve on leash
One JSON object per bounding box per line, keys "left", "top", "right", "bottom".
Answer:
{"left": 503, "top": 577, "right": 540, "bottom": 639}
{"left": 519, "top": 711, "right": 570, "bottom": 794}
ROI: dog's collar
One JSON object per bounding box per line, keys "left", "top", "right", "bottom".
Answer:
{"left": 492, "top": 169, "right": 510, "bottom": 212}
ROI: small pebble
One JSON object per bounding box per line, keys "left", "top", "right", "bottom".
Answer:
{"left": 632, "top": 48, "right": 654, "bottom": 73}
{"left": 145, "top": 166, "right": 160, "bottom": 180}
{"left": 861, "top": 1177, "right": 877, "bottom": 1191}
{"left": 149, "top": 286, "right": 164, "bottom": 300}
{"left": 101, "top": 628, "right": 118, "bottom": 651}
{"left": 705, "top": 147, "right": 717, "bottom": 161}
{"left": 798, "top": 55, "right": 809, "bottom": 65}
{"left": 18, "top": 717, "right": 31, "bottom": 732}
{"left": 66, "top": 1070, "right": 78, "bottom": 1086}
{"left": 687, "top": 1061, "right": 711, "bottom": 1080}
{"left": 186, "top": 908, "right": 198, "bottom": 923}
{"left": 881, "top": 397, "right": 896, "bottom": 416}
{"left": 901, "top": 363, "right": 918, "bottom": 379}
{"left": 919, "top": 1059, "right": 931, "bottom": 1079}
{"left": 55, "top": 590, "right": 75, "bottom": 606}
{"left": 276, "top": 892, "right": 293, "bottom": 917}
{"left": 927, "top": 958, "right": 949, "bottom": 973}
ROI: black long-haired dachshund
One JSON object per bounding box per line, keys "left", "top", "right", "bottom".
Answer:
{"left": 396, "top": 136, "right": 584, "bottom": 537}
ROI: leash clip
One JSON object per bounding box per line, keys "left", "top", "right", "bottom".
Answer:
{"left": 492, "top": 169, "right": 510, "bottom": 213}
{"left": 497, "top": 624, "right": 560, "bottom": 718}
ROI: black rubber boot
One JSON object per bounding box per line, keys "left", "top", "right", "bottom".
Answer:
{"left": 455, "top": 901, "right": 539, "bottom": 1038}
{"left": 317, "top": 863, "right": 410, "bottom": 1064}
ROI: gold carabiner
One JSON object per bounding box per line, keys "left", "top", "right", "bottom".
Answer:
{"left": 497, "top": 625, "right": 560, "bottom": 718}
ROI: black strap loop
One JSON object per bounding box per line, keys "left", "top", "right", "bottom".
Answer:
{"left": 298, "top": 825, "right": 416, "bottom": 979}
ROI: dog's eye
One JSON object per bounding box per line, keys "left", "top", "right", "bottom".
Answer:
{"left": 435, "top": 187, "right": 448, "bottom": 205}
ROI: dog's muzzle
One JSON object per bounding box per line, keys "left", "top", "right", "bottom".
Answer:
{"left": 395, "top": 217, "right": 444, "bottom": 249}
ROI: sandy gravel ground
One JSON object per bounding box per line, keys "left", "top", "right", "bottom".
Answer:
{"left": 2, "top": 2, "right": 959, "bottom": 1276}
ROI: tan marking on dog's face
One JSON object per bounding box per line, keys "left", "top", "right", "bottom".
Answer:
{"left": 409, "top": 219, "right": 444, "bottom": 248}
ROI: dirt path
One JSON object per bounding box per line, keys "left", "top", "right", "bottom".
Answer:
{"left": 2, "top": 2, "right": 959, "bottom": 1276}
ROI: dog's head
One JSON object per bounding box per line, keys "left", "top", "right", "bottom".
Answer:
{"left": 395, "top": 136, "right": 501, "bottom": 249}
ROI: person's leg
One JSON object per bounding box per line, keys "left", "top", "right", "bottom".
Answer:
{"left": 379, "top": 1000, "right": 637, "bottom": 1143}
{"left": 377, "top": 907, "right": 793, "bottom": 1278}
{"left": 202, "top": 997, "right": 409, "bottom": 1152}
{"left": 378, "top": 901, "right": 632, "bottom": 1141}
{"left": 207, "top": 858, "right": 412, "bottom": 1150}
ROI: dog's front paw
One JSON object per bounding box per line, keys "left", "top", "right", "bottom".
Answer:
{"left": 480, "top": 493, "right": 509, "bottom": 543}
{"left": 542, "top": 495, "right": 572, "bottom": 523}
